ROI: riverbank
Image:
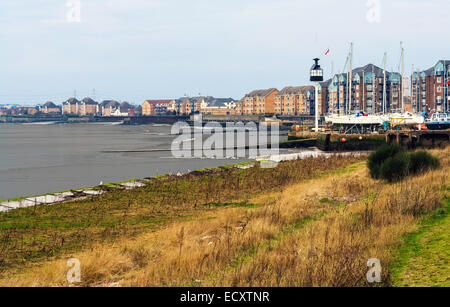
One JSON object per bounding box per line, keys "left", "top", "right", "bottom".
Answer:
{"left": 0, "top": 162, "right": 254, "bottom": 212}
{"left": 0, "top": 154, "right": 363, "bottom": 277}
{"left": 0, "top": 147, "right": 448, "bottom": 286}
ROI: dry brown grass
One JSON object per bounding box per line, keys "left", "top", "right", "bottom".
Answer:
{"left": 0, "top": 148, "right": 448, "bottom": 287}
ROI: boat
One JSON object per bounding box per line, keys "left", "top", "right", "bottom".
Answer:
{"left": 325, "top": 112, "right": 424, "bottom": 126}
{"left": 325, "top": 112, "right": 385, "bottom": 126}
{"left": 425, "top": 113, "right": 450, "bottom": 130}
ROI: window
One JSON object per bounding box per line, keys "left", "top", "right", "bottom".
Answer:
{"left": 437, "top": 77, "right": 442, "bottom": 83}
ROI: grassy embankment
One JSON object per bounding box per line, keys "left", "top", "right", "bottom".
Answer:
{"left": 0, "top": 155, "right": 361, "bottom": 278}
{"left": 0, "top": 148, "right": 448, "bottom": 287}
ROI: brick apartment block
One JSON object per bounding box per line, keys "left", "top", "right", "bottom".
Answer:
{"left": 411, "top": 60, "right": 450, "bottom": 113}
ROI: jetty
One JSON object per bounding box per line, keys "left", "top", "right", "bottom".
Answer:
{"left": 386, "top": 130, "right": 450, "bottom": 148}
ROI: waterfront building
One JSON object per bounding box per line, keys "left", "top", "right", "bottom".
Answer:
{"left": 200, "top": 97, "right": 237, "bottom": 115}
{"left": 80, "top": 98, "right": 99, "bottom": 116}
{"left": 242, "top": 88, "right": 279, "bottom": 115}
{"left": 101, "top": 100, "right": 121, "bottom": 117}
{"left": 318, "top": 79, "right": 332, "bottom": 116}
{"left": 62, "top": 98, "right": 80, "bottom": 115}
{"left": 40, "top": 102, "right": 61, "bottom": 114}
{"left": 326, "top": 64, "right": 403, "bottom": 115}
{"left": 274, "top": 86, "right": 316, "bottom": 116}
{"left": 142, "top": 100, "right": 175, "bottom": 116}
{"left": 411, "top": 60, "right": 450, "bottom": 113}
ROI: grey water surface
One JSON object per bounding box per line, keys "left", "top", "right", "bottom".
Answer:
{"left": 0, "top": 123, "right": 292, "bottom": 200}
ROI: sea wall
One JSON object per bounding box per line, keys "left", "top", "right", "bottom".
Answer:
{"left": 317, "top": 133, "right": 386, "bottom": 151}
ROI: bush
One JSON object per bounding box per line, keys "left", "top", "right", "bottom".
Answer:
{"left": 379, "top": 152, "right": 410, "bottom": 182}
{"left": 368, "top": 145, "right": 440, "bottom": 182}
{"left": 409, "top": 151, "right": 440, "bottom": 175}
{"left": 368, "top": 144, "right": 405, "bottom": 179}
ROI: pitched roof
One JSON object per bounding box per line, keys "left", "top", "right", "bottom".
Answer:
{"left": 144, "top": 100, "right": 173, "bottom": 105}
{"left": 187, "top": 97, "right": 204, "bottom": 103}
{"left": 43, "top": 101, "right": 57, "bottom": 108}
{"left": 81, "top": 97, "right": 98, "bottom": 105}
{"left": 245, "top": 88, "right": 278, "bottom": 98}
{"left": 63, "top": 98, "right": 80, "bottom": 105}
{"left": 438, "top": 60, "right": 450, "bottom": 67}
{"left": 203, "top": 97, "right": 237, "bottom": 107}
{"left": 120, "top": 101, "right": 134, "bottom": 109}
{"left": 333, "top": 64, "right": 391, "bottom": 80}
{"left": 421, "top": 60, "right": 450, "bottom": 76}
{"left": 423, "top": 67, "right": 435, "bottom": 76}
{"left": 101, "top": 100, "right": 120, "bottom": 108}
{"left": 175, "top": 98, "right": 188, "bottom": 104}
{"left": 277, "top": 86, "right": 314, "bottom": 96}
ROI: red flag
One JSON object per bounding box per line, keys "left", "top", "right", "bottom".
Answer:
{"left": 446, "top": 80, "right": 450, "bottom": 86}
{"left": 325, "top": 49, "right": 330, "bottom": 56}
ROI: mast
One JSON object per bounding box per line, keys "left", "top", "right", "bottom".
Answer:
{"left": 348, "top": 43, "right": 353, "bottom": 114}
{"left": 383, "top": 52, "right": 387, "bottom": 114}
{"left": 341, "top": 53, "right": 349, "bottom": 115}
{"left": 400, "top": 42, "right": 405, "bottom": 112}
{"left": 411, "top": 64, "right": 414, "bottom": 113}
{"left": 416, "top": 68, "right": 420, "bottom": 113}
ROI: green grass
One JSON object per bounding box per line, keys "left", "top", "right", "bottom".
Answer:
{"left": 330, "top": 161, "right": 366, "bottom": 176}
{"left": 390, "top": 198, "right": 450, "bottom": 287}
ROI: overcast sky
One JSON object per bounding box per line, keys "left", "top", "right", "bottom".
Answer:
{"left": 0, "top": 0, "right": 449, "bottom": 105}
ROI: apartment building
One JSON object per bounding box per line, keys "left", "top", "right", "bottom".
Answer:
{"left": 411, "top": 60, "right": 450, "bottom": 113}
{"left": 318, "top": 79, "right": 332, "bottom": 115}
{"left": 142, "top": 100, "right": 175, "bottom": 116}
{"left": 62, "top": 98, "right": 80, "bottom": 115}
{"left": 242, "top": 88, "right": 279, "bottom": 115}
{"left": 62, "top": 97, "right": 99, "bottom": 116}
{"left": 326, "top": 64, "right": 403, "bottom": 115}
{"left": 274, "top": 86, "right": 316, "bottom": 116}
{"left": 80, "top": 98, "right": 99, "bottom": 116}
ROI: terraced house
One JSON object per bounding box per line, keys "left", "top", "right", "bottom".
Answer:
{"left": 242, "top": 88, "right": 279, "bottom": 115}
{"left": 411, "top": 60, "right": 450, "bottom": 113}
{"left": 326, "top": 64, "right": 403, "bottom": 114}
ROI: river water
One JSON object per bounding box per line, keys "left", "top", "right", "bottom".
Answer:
{"left": 0, "top": 123, "right": 292, "bottom": 200}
